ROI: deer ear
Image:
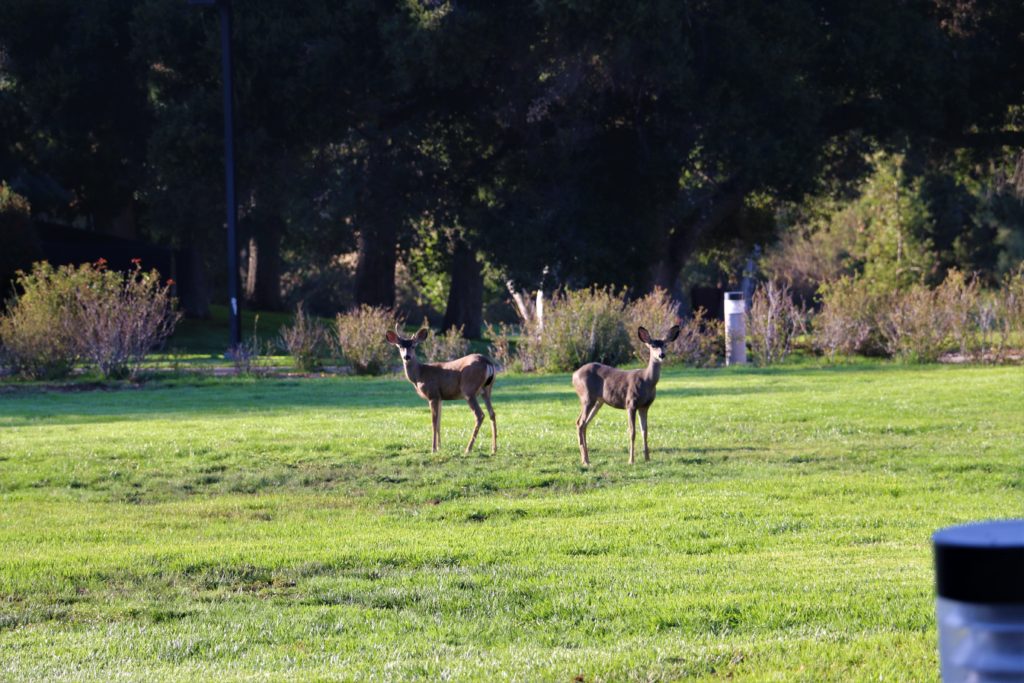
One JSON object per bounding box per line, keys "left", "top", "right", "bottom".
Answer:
{"left": 414, "top": 328, "right": 429, "bottom": 343}
{"left": 637, "top": 326, "right": 651, "bottom": 344}
{"left": 385, "top": 330, "right": 399, "bottom": 345}
{"left": 665, "top": 325, "right": 680, "bottom": 342}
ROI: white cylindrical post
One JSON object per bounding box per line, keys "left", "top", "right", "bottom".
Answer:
{"left": 535, "top": 289, "right": 544, "bottom": 332}
{"left": 724, "top": 291, "right": 746, "bottom": 366}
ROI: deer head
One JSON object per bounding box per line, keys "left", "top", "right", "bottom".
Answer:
{"left": 385, "top": 328, "right": 429, "bottom": 363}
{"left": 637, "top": 325, "right": 681, "bottom": 362}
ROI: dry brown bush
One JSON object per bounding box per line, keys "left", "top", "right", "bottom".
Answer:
{"left": 625, "top": 287, "right": 722, "bottom": 367}
{"left": 877, "top": 285, "right": 952, "bottom": 362}
{"left": 624, "top": 287, "right": 680, "bottom": 362}
{"left": 812, "top": 276, "right": 881, "bottom": 360}
{"left": 335, "top": 305, "right": 402, "bottom": 375}
{"left": 484, "top": 322, "right": 517, "bottom": 371}
{"left": 278, "top": 302, "right": 329, "bottom": 371}
{"left": 419, "top": 324, "right": 470, "bottom": 362}
{"left": 73, "top": 260, "right": 181, "bottom": 378}
{"left": 0, "top": 263, "right": 81, "bottom": 379}
{"left": 518, "top": 287, "right": 631, "bottom": 372}
{"left": 672, "top": 309, "right": 725, "bottom": 368}
{"left": 748, "top": 281, "right": 806, "bottom": 365}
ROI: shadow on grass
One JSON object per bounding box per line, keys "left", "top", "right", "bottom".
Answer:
{"left": 0, "top": 361, "right": 946, "bottom": 427}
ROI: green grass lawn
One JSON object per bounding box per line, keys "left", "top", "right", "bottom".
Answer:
{"left": 0, "top": 363, "right": 1021, "bottom": 680}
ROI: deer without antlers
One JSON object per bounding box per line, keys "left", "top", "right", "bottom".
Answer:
{"left": 572, "top": 325, "right": 680, "bottom": 466}
{"left": 385, "top": 329, "right": 497, "bottom": 454}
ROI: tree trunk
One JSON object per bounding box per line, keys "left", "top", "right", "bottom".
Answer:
{"left": 648, "top": 183, "right": 749, "bottom": 303}
{"left": 244, "top": 236, "right": 258, "bottom": 302}
{"left": 353, "top": 138, "right": 403, "bottom": 309}
{"left": 353, "top": 218, "right": 398, "bottom": 308}
{"left": 649, "top": 257, "right": 687, "bottom": 304}
{"left": 443, "top": 237, "right": 483, "bottom": 338}
{"left": 174, "top": 244, "right": 211, "bottom": 318}
{"left": 243, "top": 226, "right": 284, "bottom": 311}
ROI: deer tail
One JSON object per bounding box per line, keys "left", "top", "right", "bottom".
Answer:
{"left": 484, "top": 359, "right": 496, "bottom": 387}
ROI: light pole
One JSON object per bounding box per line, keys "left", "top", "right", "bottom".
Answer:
{"left": 189, "top": 0, "right": 241, "bottom": 350}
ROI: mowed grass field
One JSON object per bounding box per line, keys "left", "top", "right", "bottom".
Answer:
{"left": 0, "top": 363, "right": 1021, "bottom": 681}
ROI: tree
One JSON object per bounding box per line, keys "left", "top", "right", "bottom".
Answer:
{"left": 3, "top": 0, "right": 1023, "bottom": 319}
{"left": 0, "top": 0, "right": 151, "bottom": 229}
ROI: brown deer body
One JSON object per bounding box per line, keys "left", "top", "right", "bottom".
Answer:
{"left": 386, "top": 329, "right": 497, "bottom": 453}
{"left": 572, "top": 325, "right": 680, "bottom": 465}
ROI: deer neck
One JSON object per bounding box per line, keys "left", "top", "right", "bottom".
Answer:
{"left": 643, "top": 352, "right": 662, "bottom": 384}
{"left": 402, "top": 355, "right": 422, "bottom": 384}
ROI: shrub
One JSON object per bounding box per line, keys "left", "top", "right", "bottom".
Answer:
{"left": 520, "top": 287, "right": 631, "bottom": 372}
{"left": 624, "top": 288, "right": 722, "bottom": 366}
{"left": 278, "top": 303, "right": 328, "bottom": 372}
{"left": 0, "top": 262, "right": 81, "bottom": 379}
{"left": 877, "top": 285, "right": 952, "bottom": 362}
{"left": 419, "top": 324, "right": 470, "bottom": 363}
{"left": 747, "top": 281, "right": 806, "bottom": 365}
{"left": 934, "top": 269, "right": 981, "bottom": 359}
{"left": 811, "top": 268, "right": 1022, "bottom": 364}
{"left": 812, "top": 276, "right": 882, "bottom": 360}
{"left": 229, "top": 314, "right": 276, "bottom": 376}
{"left": 672, "top": 308, "right": 725, "bottom": 367}
{"left": 624, "top": 287, "right": 680, "bottom": 362}
{"left": 73, "top": 260, "right": 182, "bottom": 378}
{"left": 1003, "top": 265, "right": 1024, "bottom": 317}
{"left": 335, "top": 305, "right": 401, "bottom": 375}
{"left": 1, "top": 260, "right": 179, "bottom": 379}
{"left": 484, "top": 322, "right": 517, "bottom": 371}
{"left": 992, "top": 266, "right": 1024, "bottom": 362}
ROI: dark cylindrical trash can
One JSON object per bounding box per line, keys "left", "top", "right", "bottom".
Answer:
{"left": 933, "top": 519, "right": 1024, "bottom": 682}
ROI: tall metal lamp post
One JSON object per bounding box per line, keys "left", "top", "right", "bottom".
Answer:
{"left": 189, "top": 0, "right": 241, "bottom": 350}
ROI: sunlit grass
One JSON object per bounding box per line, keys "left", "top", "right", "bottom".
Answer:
{"left": 0, "top": 363, "right": 1021, "bottom": 680}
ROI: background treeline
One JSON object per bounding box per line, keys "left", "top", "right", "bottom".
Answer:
{"left": 1, "top": 0, "right": 1023, "bottom": 338}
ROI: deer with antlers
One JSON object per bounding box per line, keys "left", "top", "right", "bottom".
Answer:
{"left": 385, "top": 329, "right": 497, "bottom": 454}
{"left": 572, "top": 325, "right": 680, "bottom": 466}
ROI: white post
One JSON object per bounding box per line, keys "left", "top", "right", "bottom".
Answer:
{"left": 724, "top": 291, "right": 747, "bottom": 366}
{"left": 535, "top": 289, "right": 544, "bottom": 332}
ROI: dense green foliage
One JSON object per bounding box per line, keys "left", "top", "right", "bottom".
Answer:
{"left": 1, "top": 364, "right": 1021, "bottom": 680}
{"left": 764, "top": 152, "right": 1024, "bottom": 303}
{"left": 0, "top": 183, "right": 39, "bottom": 301}
{"left": 1, "top": 1, "right": 1022, "bottom": 322}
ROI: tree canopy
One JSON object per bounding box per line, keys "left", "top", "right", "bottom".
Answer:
{"left": 1, "top": 0, "right": 1022, "bottom": 331}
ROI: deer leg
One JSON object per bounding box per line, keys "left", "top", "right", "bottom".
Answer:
{"left": 482, "top": 385, "right": 497, "bottom": 454}
{"left": 429, "top": 399, "right": 441, "bottom": 452}
{"left": 576, "top": 403, "right": 589, "bottom": 466}
{"left": 576, "top": 399, "right": 601, "bottom": 466}
{"left": 465, "top": 395, "right": 485, "bottom": 453}
{"left": 627, "top": 406, "right": 637, "bottom": 465}
{"left": 638, "top": 406, "right": 650, "bottom": 461}
{"left": 436, "top": 400, "right": 442, "bottom": 450}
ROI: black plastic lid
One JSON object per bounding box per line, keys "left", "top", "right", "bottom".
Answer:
{"left": 933, "top": 519, "right": 1024, "bottom": 604}
{"left": 725, "top": 291, "right": 743, "bottom": 300}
